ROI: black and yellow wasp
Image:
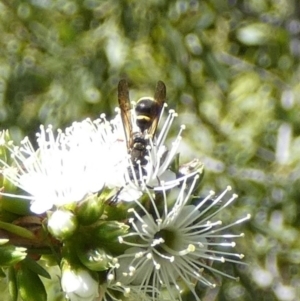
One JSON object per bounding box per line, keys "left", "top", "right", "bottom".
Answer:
{"left": 117, "top": 79, "right": 166, "bottom": 180}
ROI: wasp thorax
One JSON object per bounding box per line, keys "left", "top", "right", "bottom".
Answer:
{"left": 131, "top": 134, "right": 148, "bottom": 165}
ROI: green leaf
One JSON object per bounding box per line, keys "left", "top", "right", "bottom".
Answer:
{"left": 0, "top": 194, "right": 32, "bottom": 216}
{"left": 8, "top": 266, "right": 18, "bottom": 301}
{"left": 16, "top": 263, "right": 47, "bottom": 301}
{"left": 22, "top": 257, "right": 51, "bottom": 279}
{"left": 0, "top": 221, "right": 35, "bottom": 240}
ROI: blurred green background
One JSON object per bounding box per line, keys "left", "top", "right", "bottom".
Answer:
{"left": 0, "top": 0, "right": 299, "bottom": 300}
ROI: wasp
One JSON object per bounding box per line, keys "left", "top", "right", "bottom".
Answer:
{"left": 118, "top": 79, "right": 166, "bottom": 180}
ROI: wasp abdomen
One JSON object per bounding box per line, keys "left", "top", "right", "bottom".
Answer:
{"left": 136, "top": 98, "right": 162, "bottom": 132}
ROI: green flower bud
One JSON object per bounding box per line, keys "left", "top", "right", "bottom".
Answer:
{"left": 0, "top": 244, "right": 27, "bottom": 266}
{"left": 93, "top": 221, "right": 129, "bottom": 241}
{"left": 91, "top": 221, "right": 129, "bottom": 254}
{"left": 75, "top": 194, "right": 104, "bottom": 225}
{"left": 16, "top": 263, "right": 47, "bottom": 301}
{"left": 76, "top": 245, "right": 115, "bottom": 271}
{"left": 47, "top": 210, "right": 78, "bottom": 240}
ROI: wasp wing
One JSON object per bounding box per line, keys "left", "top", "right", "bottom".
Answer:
{"left": 147, "top": 80, "right": 166, "bottom": 137}
{"left": 118, "top": 79, "right": 133, "bottom": 149}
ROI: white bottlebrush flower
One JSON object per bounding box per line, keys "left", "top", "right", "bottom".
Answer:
{"left": 89, "top": 113, "right": 130, "bottom": 189}
{"left": 115, "top": 176, "right": 251, "bottom": 301}
{"left": 0, "top": 117, "right": 121, "bottom": 214}
{"left": 61, "top": 268, "right": 99, "bottom": 301}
